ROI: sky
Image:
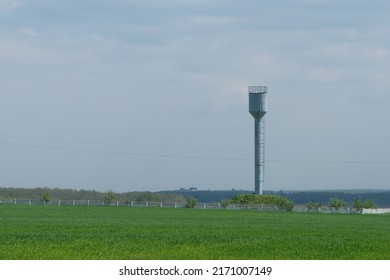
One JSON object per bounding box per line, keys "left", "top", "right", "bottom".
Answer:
{"left": 1, "top": 0, "right": 390, "bottom": 192}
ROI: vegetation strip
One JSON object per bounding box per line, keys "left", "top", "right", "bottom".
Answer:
{"left": 1, "top": 204, "right": 389, "bottom": 260}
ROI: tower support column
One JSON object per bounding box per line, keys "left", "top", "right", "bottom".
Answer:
{"left": 254, "top": 117, "right": 265, "bottom": 194}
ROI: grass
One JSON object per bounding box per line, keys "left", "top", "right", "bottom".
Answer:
{"left": 0, "top": 204, "right": 389, "bottom": 260}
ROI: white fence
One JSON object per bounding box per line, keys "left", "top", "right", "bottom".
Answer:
{"left": 1, "top": 199, "right": 382, "bottom": 214}
{"left": 297, "top": 206, "right": 358, "bottom": 214}
{"left": 362, "top": 208, "right": 390, "bottom": 214}
{"left": 0, "top": 199, "right": 289, "bottom": 211}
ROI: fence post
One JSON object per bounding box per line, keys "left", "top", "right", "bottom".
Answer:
{"left": 160, "top": 202, "right": 163, "bottom": 207}
{"left": 58, "top": 200, "right": 61, "bottom": 206}
{"left": 73, "top": 200, "right": 75, "bottom": 206}
{"left": 14, "top": 199, "right": 17, "bottom": 205}
{"left": 174, "top": 202, "right": 177, "bottom": 209}
{"left": 116, "top": 201, "right": 119, "bottom": 206}
{"left": 29, "top": 199, "right": 31, "bottom": 205}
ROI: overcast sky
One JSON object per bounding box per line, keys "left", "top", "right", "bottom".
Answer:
{"left": 1, "top": 0, "right": 390, "bottom": 192}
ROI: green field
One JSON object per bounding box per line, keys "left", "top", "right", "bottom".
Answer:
{"left": 0, "top": 204, "right": 389, "bottom": 260}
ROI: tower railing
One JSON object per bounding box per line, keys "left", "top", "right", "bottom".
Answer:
{"left": 248, "top": 86, "right": 268, "bottom": 93}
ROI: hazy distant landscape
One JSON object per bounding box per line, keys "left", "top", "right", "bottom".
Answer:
{"left": 1, "top": 187, "right": 390, "bottom": 207}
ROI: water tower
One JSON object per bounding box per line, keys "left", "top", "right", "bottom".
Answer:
{"left": 248, "top": 85, "right": 267, "bottom": 195}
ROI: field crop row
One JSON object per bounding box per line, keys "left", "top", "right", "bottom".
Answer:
{"left": 0, "top": 204, "right": 389, "bottom": 259}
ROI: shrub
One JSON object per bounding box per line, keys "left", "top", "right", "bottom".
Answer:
{"left": 353, "top": 197, "right": 376, "bottom": 211}
{"left": 306, "top": 201, "right": 322, "bottom": 210}
{"left": 329, "top": 196, "right": 348, "bottom": 210}
{"left": 186, "top": 196, "right": 197, "bottom": 208}
{"left": 362, "top": 199, "right": 376, "bottom": 209}
{"left": 226, "top": 194, "right": 294, "bottom": 211}
{"left": 42, "top": 191, "right": 50, "bottom": 203}
{"left": 104, "top": 190, "right": 115, "bottom": 206}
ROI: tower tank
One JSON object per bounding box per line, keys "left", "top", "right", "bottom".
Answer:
{"left": 249, "top": 86, "right": 267, "bottom": 118}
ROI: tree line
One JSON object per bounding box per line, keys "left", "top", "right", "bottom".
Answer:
{"left": 1, "top": 187, "right": 389, "bottom": 207}
{"left": 166, "top": 189, "right": 390, "bottom": 207}
{"left": 277, "top": 190, "right": 390, "bottom": 208}
{"left": 0, "top": 187, "right": 186, "bottom": 203}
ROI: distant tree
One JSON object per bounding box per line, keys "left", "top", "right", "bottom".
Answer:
{"left": 136, "top": 192, "right": 158, "bottom": 202}
{"left": 42, "top": 191, "right": 50, "bottom": 203}
{"left": 353, "top": 197, "right": 364, "bottom": 211}
{"left": 186, "top": 196, "right": 197, "bottom": 208}
{"left": 306, "top": 201, "right": 321, "bottom": 210}
{"left": 124, "top": 196, "right": 132, "bottom": 206}
{"left": 362, "top": 199, "right": 376, "bottom": 209}
{"left": 329, "top": 196, "right": 348, "bottom": 210}
{"left": 104, "top": 190, "right": 115, "bottom": 206}
{"left": 221, "top": 200, "right": 230, "bottom": 208}
{"left": 353, "top": 197, "right": 376, "bottom": 211}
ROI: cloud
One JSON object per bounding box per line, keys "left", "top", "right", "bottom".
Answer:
{"left": 0, "top": 0, "right": 24, "bottom": 12}
{"left": 304, "top": 67, "right": 343, "bottom": 82}
{"left": 19, "top": 26, "right": 38, "bottom": 37}
{"left": 178, "top": 15, "right": 242, "bottom": 29}
{"left": 1, "top": 0, "right": 390, "bottom": 191}
{"left": 363, "top": 47, "right": 388, "bottom": 61}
